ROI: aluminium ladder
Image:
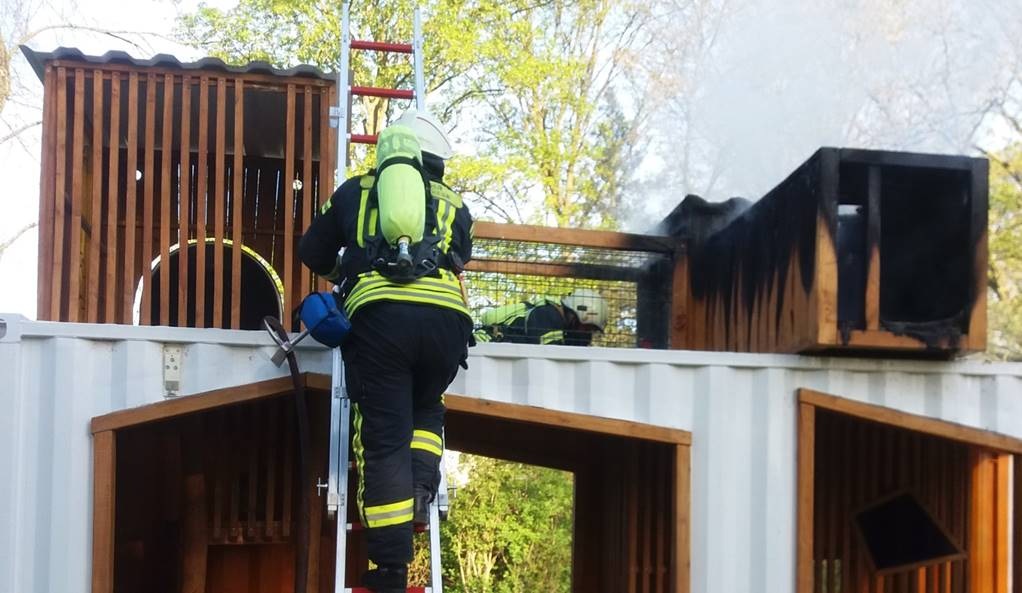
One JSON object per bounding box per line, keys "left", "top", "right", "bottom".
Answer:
{"left": 324, "top": 4, "right": 448, "bottom": 592}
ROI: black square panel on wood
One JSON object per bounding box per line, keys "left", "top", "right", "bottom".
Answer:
{"left": 854, "top": 491, "right": 964, "bottom": 573}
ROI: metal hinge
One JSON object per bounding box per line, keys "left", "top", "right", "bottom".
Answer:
{"left": 329, "top": 106, "right": 344, "bottom": 129}
{"left": 163, "top": 345, "right": 183, "bottom": 397}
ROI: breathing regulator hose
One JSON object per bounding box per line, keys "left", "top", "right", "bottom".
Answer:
{"left": 263, "top": 315, "right": 311, "bottom": 593}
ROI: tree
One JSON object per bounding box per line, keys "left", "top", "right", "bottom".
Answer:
{"left": 177, "top": 0, "right": 657, "bottom": 228}
{"left": 983, "top": 141, "right": 1022, "bottom": 360}
{"left": 420, "top": 454, "right": 572, "bottom": 593}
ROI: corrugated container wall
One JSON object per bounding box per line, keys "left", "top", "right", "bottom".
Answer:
{"left": 2, "top": 314, "right": 1021, "bottom": 593}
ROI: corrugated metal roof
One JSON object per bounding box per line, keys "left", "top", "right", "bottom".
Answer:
{"left": 1, "top": 313, "right": 1020, "bottom": 592}
{"left": 19, "top": 46, "right": 334, "bottom": 83}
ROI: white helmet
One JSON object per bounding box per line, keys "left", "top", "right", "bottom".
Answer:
{"left": 393, "top": 109, "right": 454, "bottom": 159}
{"left": 561, "top": 288, "right": 608, "bottom": 331}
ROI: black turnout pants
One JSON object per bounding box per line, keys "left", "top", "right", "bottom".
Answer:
{"left": 342, "top": 301, "right": 470, "bottom": 567}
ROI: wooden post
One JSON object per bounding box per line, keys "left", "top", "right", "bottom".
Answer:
{"left": 38, "top": 65, "right": 57, "bottom": 319}
{"left": 178, "top": 76, "right": 192, "bottom": 327}
{"left": 141, "top": 72, "right": 157, "bottom": 325}
{"left": 66, "top": 68, "right": 86, "bottom": 322}
{"left": 195, "top": 77, "right": 209, "bottom": 327}
{"left": 300, "top": 85, "right": 314, "bottom": 330}
{"left": 230, "top": 79, "right": 244, "bottom": 329}
{"left": 670, "top": 246, "right": 688, "bottom": 350}
{"left": 181, "top": 416, "right": 207, "bottom": 593}
{"left": 797, "top": 403, "right": 816, "bottom": 593}
{"left": 283, "top": 84, "right": 296, "bottom": 326}
{"left": 122, "top": 72, "right": 139, "bottom": 324}
{"left": 92, "top": 431, "right": 116, "bottom": 593}
{"left": 213, "top": 78, "right": 227, "bottom": 329}
{"left": 672, "top": 444, "right": 690, "bottom": 593}
{"left": 104, "top": 74, "right": 121, "bottom": 324}
{"left": 160, "top": 73, "right": 174, "bottom": 327}
{"left": 87, "top": 69, "right": 104, "bottom": 323}
{"left": 865, "top": 166, "right": 882, "bottom": 331}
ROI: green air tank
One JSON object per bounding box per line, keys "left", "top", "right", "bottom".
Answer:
{"left": 375, "top": 125, "right": 425, "bottom": 248}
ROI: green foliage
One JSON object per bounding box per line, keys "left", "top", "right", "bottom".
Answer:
{"left": 987, "top": 144, "right": 1022, "bottom": 360}
{"left": 176, "top": 0, "right": 650, "bottom": 227}
{"left": 409, "top": 455, "right": 573, "bottom": 592}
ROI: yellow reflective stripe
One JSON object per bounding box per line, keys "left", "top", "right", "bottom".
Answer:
{"left": 356, "top": 187, "right": 370, "bottom": 248}
{"left": 435, "top": 200, "right": 449, "bottom": 252}
{"left": 430, "top": 182, "right": 462, "bottom": 208}
{"left": 346, "top": 283, "right": 465, "bottom": 312}
{"left": 411, "top": 429, "right": 443, "bottom": 456}
{"left": 442, "top": 198, "right": 456, "bottom": 253}
{"left": 353, "top": 403, "right": 366, "bottom": 524}
{"left": 540, "top": 330, "right": 565, "bottom": 344}
{"left": 364, "top": 498, "right": 415, "bottom": 528}
{"left": 348, "top": 273, "right": 463, "bottom": 298}
{"left": 346, "top": 289, "right": 470, "bottom": 317}
{"left": 368, "top": 208, "right": 378, "bottom": 238}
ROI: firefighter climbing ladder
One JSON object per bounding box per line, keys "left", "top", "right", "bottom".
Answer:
{"left": 326, "top": 3, "right": 447, "bottom": 592}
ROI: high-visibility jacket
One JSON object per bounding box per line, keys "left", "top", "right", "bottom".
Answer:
{"left": 475, "top": 297, "right": 593, "bottom": 346}
{"left": 299, "top": 155, "right": 473, "bottom": 320}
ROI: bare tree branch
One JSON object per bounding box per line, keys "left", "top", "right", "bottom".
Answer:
{"left": 0, "top": 119, "right": 40, "bottom": 145}
{"left": 0, "top": 221, "right": 37, "bottom": 262}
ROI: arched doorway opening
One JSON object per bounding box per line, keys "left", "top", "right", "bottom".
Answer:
{"left": 135, "top": 240, "right": 284, "bottom": 329}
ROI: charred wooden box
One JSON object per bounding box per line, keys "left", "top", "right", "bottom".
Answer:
{"left": 672, "top": 148, "right": 988, "bottom": 355}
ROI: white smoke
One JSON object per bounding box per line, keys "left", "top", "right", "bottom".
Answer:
{"left": 629, "top": 0, "right": 1022, "bottom": 231}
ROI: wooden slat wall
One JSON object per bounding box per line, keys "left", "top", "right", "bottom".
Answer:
{"left": 806, "top": 411, "right": 1014, "bottom": 593}
{"left": 36, "top": 63, "right": 336, "bottom": 329}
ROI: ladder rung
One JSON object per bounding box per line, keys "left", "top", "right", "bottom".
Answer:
{"left": 347, "top": 522, "right": 428, "bottom": 533}
{"left": 350, "top": 134, "right": 378, "bottom": 145}
{"left": 350, "top": 40, "right": 414, "bottom": 54}
{"left": 351, "top": 86, "right": 415, "bottom": 100}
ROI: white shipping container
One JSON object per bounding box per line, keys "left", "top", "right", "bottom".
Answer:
{"left": 1, "top": 314, "right": 1020, "bottom": 593}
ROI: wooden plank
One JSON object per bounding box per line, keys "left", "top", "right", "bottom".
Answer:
{"left": 441, "top": 393, "right": 691, "bottom": 445}
{"left": 994, "top": 454, "right": 1010, "bottom": 593}
{"left": 213, "top": 78, "right": 227, "bottom": 328}
{"left": 865, "top": 166, "right": 882, "bottom": 331}
{"left": 627, "top": 443, "right": 639, "bottom": 593}
{"left": 799, "top": 389, "right": 1022, "bottom": 454}
{"left": 160, "top": 73, "right": 174, "bottom": 326}
{"left": 798, "top": 403, "right": 816, "bottom": 593}
{"left": 90, "top": 374, "right": 322, "bottom": 433}
{"left": 300, "top": 85, "right": 314, "bottom": 330}
{"left": 969, "top": 449, "right": 995, "bottom": 593}
{"left": 813, "top": 212, "right": 839, "bottom": 347}
{"left": 671, "top": 252, "right": 690, "bottom": 349}
{"left": 247, "top": 405, "right": 258, "bottom": 539}
{"left": 1014, "top": 455, "right": 1021, "bottom": 593}
{"left": 87, "top": 70, "right": 103, "bottom": 322}
{"left": 672, "top": 445, "right": 690, "bottom": 593}
{"left": 181, "top": 417, "right": 208, "bottom": 593}
{"left": 122, "top": 72, "right": 139, "bottom": 324}
{"left": 195, "top": 76, "right": 210, "bottom": 327}
{"left": 231, "top": 79, "right": 244, "bottom": 329}
{"left": 465, "top": 258, "right": 644, "bottom": 282}
{"left": 472, "top": 221, "right": 676, "bottom": 253}
{"left": 68, "top": 68, "right": 86, "bottom": 322}
{"left": 655, "top": 446, "right": 667, "bottom": 593}
{"left": 104, "top": 74, "right": 121, "bottom": 323}
{"left": 141, "top": 72, "right": 157, "bottom": 325}
{"left": 966, "top": 159, "right": 989, "bottom": 353}
{"left": 281, "top": 405, "right": 293, "bottom": 539}
{"left": 52, "top": 66, "right": 69, "bottom": 320}
{"left": 91, "top": 430, "right": 116, "bottom": 593}
{"left": 264, "top": 402, "right": 278, "bottom": 539}
{"left": 641, "top": 443, "right": 652, "bottom": 593}
{"left": 283, "top": 84, "right": 296, "bottom": 326}
{"left": 178, "top": 76, "right": 192, "bottom": 327}
{"left": 37, "top": 65, "right": 57, "bottom": 319}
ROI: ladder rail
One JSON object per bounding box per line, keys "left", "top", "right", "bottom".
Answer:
{"left": 332, "top": 6, "right": 448, "bottom": 591}
{"left": 413, "top": 7, "right": 426, "bottom": 111}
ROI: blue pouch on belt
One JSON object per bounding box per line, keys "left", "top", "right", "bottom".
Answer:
{"left": 298, "top": 291, "right": 352, "bottom": 348}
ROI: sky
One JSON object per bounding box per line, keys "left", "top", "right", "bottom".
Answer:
{"left": 0, "top": 0, "right": 233, "bottom": 318}
{"left": 1, "top": 0, "right": 1020, "bottom": 319}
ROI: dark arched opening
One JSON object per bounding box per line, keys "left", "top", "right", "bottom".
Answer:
{"left": 145, "top": 242, "right": 283, "bottom": 330}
